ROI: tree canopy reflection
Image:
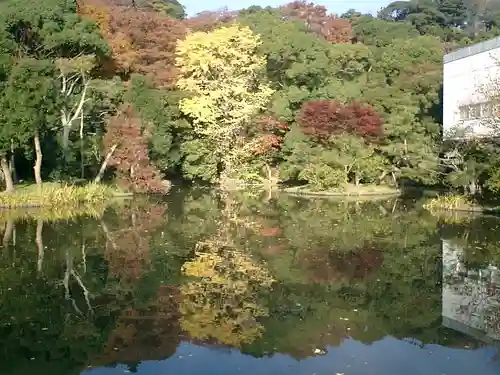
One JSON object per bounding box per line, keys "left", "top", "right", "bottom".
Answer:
{"left": 0, "top": 190, "right": 493, "bottom": 373}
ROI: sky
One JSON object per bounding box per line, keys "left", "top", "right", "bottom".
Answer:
{"left": 182, "top": 0, "right": 391, "bottom": 17}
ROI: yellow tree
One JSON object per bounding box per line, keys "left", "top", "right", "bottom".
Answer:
{"left": 176, "top": 24, "right": 274, "bottom": 184}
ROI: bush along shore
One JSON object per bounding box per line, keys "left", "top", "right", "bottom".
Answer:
{"left": 0, "top": 183, "right": 126, "bottom": 208}
{"left": 423, "top": 195, "right": 500, "bottom": 215}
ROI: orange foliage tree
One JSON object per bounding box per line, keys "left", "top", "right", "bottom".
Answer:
{"left": 296, "top": 100, "right": 383, "bottom": 143}
{"left": 78, "top": 0, "right": 186, "bottom": 86}
{"left": 280, "top": 1, "right": 353, "bottom": 44}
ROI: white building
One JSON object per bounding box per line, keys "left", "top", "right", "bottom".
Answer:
{"left": 443, "top": 37, "right": 500, "bottom": 139}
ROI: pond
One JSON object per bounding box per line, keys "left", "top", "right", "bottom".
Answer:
{"left": 1, "top": 188, "right": 500, "bottom": 375}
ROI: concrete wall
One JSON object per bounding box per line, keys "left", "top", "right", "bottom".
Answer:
{"left": 443, "top": 37, "right": 500, "bottom": 138}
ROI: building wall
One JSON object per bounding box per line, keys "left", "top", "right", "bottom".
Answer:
{"left": 443, "top": 37, "right": 500, "bottom": 138}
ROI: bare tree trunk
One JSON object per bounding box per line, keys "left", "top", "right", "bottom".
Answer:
{"left": 265, "top": 163, "right": 272, "bottom": 181}
{"left": 0, "top": 154, "right": 14, "bottom": 193}
{"left": 378, "top": 170, "right": 387, "bottom": 183}
{"left": 80, "top": 111, "right": 85, "bottom": 179}
{"left": 33, "top": 131, "right": 43, "bottom": 187}
{"left": 36, "top": 219, "right": 44, "bottom": 273}
{"left": 60, "top": 76, "right": 89, "bottom": 163}
{"left": 64, "top": 249, "right": 83, "bottom": 315}
{"left": 94, "top": 144, "right": 117, "bottom": 183}
{"left": 100, "top": 219, "right": 118, "bottom": 249}
{"left": 81, "top": 236, "right": 87, "bottom": 273}
{"left": 355, "top": 173, "right": 361, "bottom": 186}
{"left": 391, "top": 171, "right": 398, "bottom": 186}
{"left": 2, "top": 220, "right": 13, "bottom": 247}
{"left": 9, "top": 139, "right": 17, "bottom": 184}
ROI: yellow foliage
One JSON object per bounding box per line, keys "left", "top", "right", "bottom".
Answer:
{"left": 175, "top": 24, "right": 274, "bottom": 179}
{"left": 180, "top": 239, "right": 274, "bottom": 346}
{"left": 182, "top": 240, "right": 274, "bottom": 286}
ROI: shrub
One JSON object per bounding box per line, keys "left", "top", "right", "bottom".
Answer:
{"left": 298, "top": 164, "right": 347, "bottom": 190}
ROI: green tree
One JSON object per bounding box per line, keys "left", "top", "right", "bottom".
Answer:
{"left": 0, "top": 0, "right": 110, "bottom": 186}
{"left": 363, "top": 35, "right": 444, "bottom": 184}
{"left": 124, "top": 74, "right": 190, "bottom": 174}
{"left": 352, "top": 15, "right": 420, "bottom": 47}
{"left": 0, "top": 59, "right": 60, "bottom": 188}
{"left": 238, "top": 9, "right": 338, "bottom": 121}
{"left": 280, "top": 129, "right": 387, "bottom": 189}
{"left": 0, "top": 0, "right": 109, "bottom": 59}
{"left": 148, "top": 0, "right": 186, "bottom": 19}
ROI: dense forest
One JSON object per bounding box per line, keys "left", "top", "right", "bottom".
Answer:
{"left": 2, "top": 0, "right": 500, "bottom": 193}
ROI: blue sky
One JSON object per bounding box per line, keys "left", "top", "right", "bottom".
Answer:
{"left": 183, "top": 0, "right": 391, "bottom": 17}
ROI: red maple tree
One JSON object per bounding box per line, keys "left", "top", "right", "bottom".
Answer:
{"left": 296, "top": 100, "right": 383, "bottom": 142}
{"left": 280, "top": 1, "right": 353, "bottom": 44}
{"left": 103, "top": 104, "right": 166, "bottom": 192}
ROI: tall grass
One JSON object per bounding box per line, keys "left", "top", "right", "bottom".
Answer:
{"left": 0, "top": 183, "right": 115, "bottom": 208}
{"left": 423, "top": 194, "right": 473, "bottom": 211}
{"left": 0, "top": 204, "right": 107, "bottom": 222}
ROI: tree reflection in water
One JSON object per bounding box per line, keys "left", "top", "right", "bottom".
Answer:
{"left": 0, "top": 190, "right": 498, "bottom": 374}
{"left": 180, "top": 192, "right": 274, "bottom": 347}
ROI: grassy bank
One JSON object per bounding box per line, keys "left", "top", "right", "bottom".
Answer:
{"left": 423, "top": 194, "right": 478, "bottom": 212}
{"left": 0, "top": 182, "right": 123, "bottom": 208}
{"left": 0, "top": 204, "right": 108, "bottom": 222}
{"left": 423, "top": 194, "right": 500, "bottom": 216}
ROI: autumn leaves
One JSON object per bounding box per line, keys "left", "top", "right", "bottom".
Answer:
{"left": 176, "top": 25, "right": 275, "bottom": 185}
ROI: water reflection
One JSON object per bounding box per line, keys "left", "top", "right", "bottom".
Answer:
{"left": 0, "top": 190, "right": 500, "bottom": 374}
{"left": 442, "top": 219, "right": 500, "bottom": 346}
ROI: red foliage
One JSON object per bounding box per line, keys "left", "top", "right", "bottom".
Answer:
{"left": 260, "top": 226, "right": 281, "bottom": 236}
{"left": 252, "top": 116, "right": 289, "bottom": 156}
{"left": 184, "top": 9, "right": 237, "bottom": 32}
{"left": 280, "top": 1, "right": 353, "bottom": 44}
{"left": 78, "top": 0, "right": 186, "bottom": 86}
{"left": 104, "top": 204, "right": 167, "bottom": 282}
{"left": 301, "top": 244, "right": 384, "bottom": 285}
{"left": 103, "top": 104, "right": 166, "bottom": 192}
{"left": 296, "top": 100, "right": 383, "bottom": 142}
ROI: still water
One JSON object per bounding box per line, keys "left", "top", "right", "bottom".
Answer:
{"left": 1, "top": 188, "right": 500, "bottom": 375}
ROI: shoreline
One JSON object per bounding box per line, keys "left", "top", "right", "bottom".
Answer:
{"left": 0, "top": 183, "right": 134, "bottom": 209}
{"left": 281, "top": 185, "right": 401, "bottom": 198}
